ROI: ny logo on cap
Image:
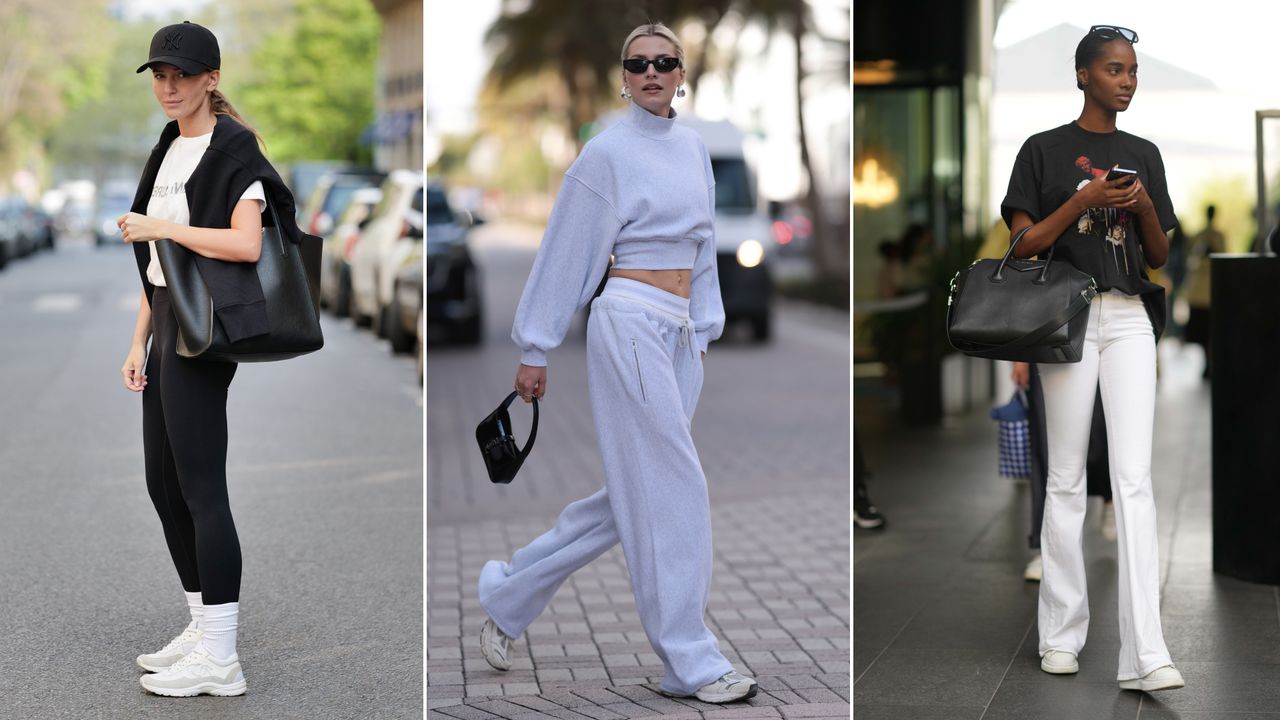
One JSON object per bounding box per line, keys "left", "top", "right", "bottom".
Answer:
{"left": 163, "top": 31, "right": 183, "bottom": 51}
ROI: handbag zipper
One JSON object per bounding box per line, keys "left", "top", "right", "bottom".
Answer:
{"left": 630, "top": 338, "right": 647, "bottom": 403}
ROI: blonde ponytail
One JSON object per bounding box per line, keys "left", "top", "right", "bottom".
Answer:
{"left": 210, "top": 89, "right": 266, "bottom": 151}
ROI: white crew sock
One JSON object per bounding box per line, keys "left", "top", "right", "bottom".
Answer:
{"left": 199, "top": 602, "right": 239, "bottom": 660}
{"left": 185, "top": 591, "right": 204, "bottom": 631}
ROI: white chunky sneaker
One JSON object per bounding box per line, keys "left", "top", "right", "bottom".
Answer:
{"left": 660, "top": 671, "right": 759, "bottom": 703}
{"left": 138, "top": 645, "right": 246, "bottom": 697}
{"left": 1040, "top": 650, "right": 1079, "bottom": 674}
{"left": 480, "top": 618, "right": 513, "bottom": 671}
{"left": 136, "top": 626, "right": 202, "bottom": 673}
{"left": 1119, "top": 664, "right": 1184, "bottom": 692}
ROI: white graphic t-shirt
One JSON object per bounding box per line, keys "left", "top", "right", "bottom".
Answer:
{"left": 145, "top": 131, "right": 266, "bottom": 287}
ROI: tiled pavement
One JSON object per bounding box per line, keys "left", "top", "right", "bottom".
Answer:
{"left": 854, "top": 342, "right": 1280, "bottom": 719}
{"left": 427, "top": 226, "right": 852, "bottom": 719}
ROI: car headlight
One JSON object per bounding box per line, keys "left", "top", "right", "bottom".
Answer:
{"left": 736, "top": 239, "right": 764, "bottom": 268}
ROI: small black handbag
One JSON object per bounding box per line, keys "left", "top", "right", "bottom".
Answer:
{"left": 946, "top": 226, "right": 1098, "bottom": 363}
{"left": 157, "top": 195, "right": 324, "bottom": 362}
{"left": 475, "top": 391, "right": 539, "bottom": 484}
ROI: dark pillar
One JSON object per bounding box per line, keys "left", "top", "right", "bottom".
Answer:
{"left": 1211, "top": 254, "right": 1280, "bottom": 584}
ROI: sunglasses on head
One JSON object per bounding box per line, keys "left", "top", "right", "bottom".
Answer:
{"left": 1089, "top": 25, "right": 1138, "bottom": 43}
{"left": 622, "top": 56, "right": 682, "bottom": 74}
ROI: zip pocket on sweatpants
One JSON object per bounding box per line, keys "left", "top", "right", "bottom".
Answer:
{"left": 630, "top": 338, "right": 647, "bottom": 403}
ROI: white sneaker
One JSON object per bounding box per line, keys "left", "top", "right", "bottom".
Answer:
{"left": 136, "top": 626, "right": 202, "bottom": 673}
{"left": 1119, "top": 664, "right": 1184, "bottom": 692}
{"left": 1040, "top": 650, "right": 1079, "bottom": 674}
{"left": 138, "top": 645, "right": 246, "bottom": 697}
{"left": 659, "top": 671, "right": 759, "bottom": 703}
{"left": 480, "top": 617, "right": 513, "bottom": 671}
{"left": 1024, "top": 554, "right": 1042, "bottom": 582}
{"left": 1101, "top": 502, "right": 1117, "bottom": 542}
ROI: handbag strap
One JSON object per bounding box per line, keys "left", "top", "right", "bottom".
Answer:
{"left": 499, "top": 390, "right": 539, "bottom": 459}
{"left": 993, "top": 225, "right": 1055, "bottom": 282}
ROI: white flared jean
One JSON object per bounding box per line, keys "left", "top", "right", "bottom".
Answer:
{"left": 1037, "top": 289, "right": 1173, "bottom": 681}
{"left": 478, "top": 278, "right": 733, "bottom": 695}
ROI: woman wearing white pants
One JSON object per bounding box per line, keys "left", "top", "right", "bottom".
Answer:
{"left": 474, "top": 23, "right": 758, "bottom": 704}
{"left": 1001, "top": 24, "right": 1183, "bottom": 692}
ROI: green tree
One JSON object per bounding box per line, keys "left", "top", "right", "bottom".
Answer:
{"left": 231, "top": 0, "right": 380, "bottom": 164}
{"left": 0, "top": 0, "right": 111, "bottom": 177}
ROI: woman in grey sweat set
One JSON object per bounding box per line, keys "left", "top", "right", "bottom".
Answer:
{"left": 475, "top": 23, "right": 758, "bottom": 705}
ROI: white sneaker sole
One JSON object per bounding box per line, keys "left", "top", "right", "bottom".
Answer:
{"left": 1119, "top": 675, "right": 1184, "bottom": 691}
{"left": 1040, "top": 657, "right": 1078, "bottom": 674}
{"left": 139, "top": 676, "right": 247, "bottom": 697}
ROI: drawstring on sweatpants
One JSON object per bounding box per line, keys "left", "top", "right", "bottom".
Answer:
{"left": 678, "top": 321, "right": 696, "bottom": 360}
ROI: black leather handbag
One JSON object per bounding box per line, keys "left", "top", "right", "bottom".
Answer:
{"left": 157, "top": 195, "right": 324, "bottom": 362}
{"left": 946, "top": 226, "right": 1098, "bottom": 363}
{"left": 475, "top": 391, "right": 539, "bottom": 485}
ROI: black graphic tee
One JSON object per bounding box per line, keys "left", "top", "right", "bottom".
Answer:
{"left": 1001, "top": 122, "right": 1176, "bottom": 338}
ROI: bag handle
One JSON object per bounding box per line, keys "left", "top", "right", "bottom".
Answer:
{"left": 499, "top": 390, "right": 539, "bottom": 460}
{"left": 993, "top": 225, "right": 1056, "bottom": 283}
{"left": 262, "top": 192, "right": 289, "bottom": 256}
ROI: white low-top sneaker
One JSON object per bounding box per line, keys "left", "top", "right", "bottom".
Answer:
{"left": 1040, "top": 650, "right": 1079, "bottom": 674}
{"left": 660, "top": 671, "right": 759, "bottom": 703}
{"left": 136, "top": 627, "right": 202, "bottom": 673}
{"left": 1024, "top": 554, "right": 1042, "bottom": 582}
{"left": 480, "top": 618, "right": 513, "bottom": 671}
{"left": 1119, "top": 664, "right": 1184, "bottom": 692}
{"left": 138, "top": 645, "right": 246, "bottom": 697}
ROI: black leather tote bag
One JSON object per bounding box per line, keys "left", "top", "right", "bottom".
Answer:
{"left": 475, "top": 391, "right": 539, "bottom": 485}
{"left": 157, "top": 195, "right": 324, "bottom": 362}
{"left": 946, "top": 226, "right": 1098, "bottom": 363}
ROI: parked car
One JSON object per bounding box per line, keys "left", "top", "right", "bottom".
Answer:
{"left": 594, "top": 112, "right": 774, "bottom": 341}
{"left": 320, "top": 186, "right": 382, "bottom": 318}
{"left": 425, "top": 183, "right": 482, "bottom": 345}
{"left": 288, "top": 161, "right": 350, "bottom": 226}
{"left": 300, "top": 168, "right": 386, "bottom": 239}
{"left": 0, "top": 197, "right": 45, "bottom": 259}
{"left": 349, "top": 170, "right": 424, "bottom": 332}
{"left": 96, "top": 185, "right": 136, "bottom": 247}
{"left": 387, "top": 219, "right": 423, "bottom": 354}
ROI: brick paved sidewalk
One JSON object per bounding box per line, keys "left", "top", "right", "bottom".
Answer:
{"left": 428, "top": 494, "right": 850, "bottom": 719}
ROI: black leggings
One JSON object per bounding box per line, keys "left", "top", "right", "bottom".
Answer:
{"left": 143, "top": 288, "right": 241, "bottom": 605}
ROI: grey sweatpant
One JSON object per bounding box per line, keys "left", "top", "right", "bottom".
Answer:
{"left": 479, "top": 278, "right": 733, "bottom": 695}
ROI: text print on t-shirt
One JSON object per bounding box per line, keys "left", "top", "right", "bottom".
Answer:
{"left": 152, "top": 181, "right": 187, "bottom": 202}
{"left": 1072, "top": 154, "right": 1132, "bottom": 276}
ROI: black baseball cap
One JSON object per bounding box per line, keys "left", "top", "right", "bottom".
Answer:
{"left": 136, "top": 21, "right": 220, "bottom": 75}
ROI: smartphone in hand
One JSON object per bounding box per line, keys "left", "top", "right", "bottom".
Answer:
{"left": 1105, "top": 167, "right": 1138, "bottom": 185}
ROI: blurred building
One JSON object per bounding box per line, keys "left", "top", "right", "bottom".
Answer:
{"left": 370, "top": 0, "right": 423, "bottom": 171}
{"left": 853, "top": 0, "right": 1002, "bottom": 424}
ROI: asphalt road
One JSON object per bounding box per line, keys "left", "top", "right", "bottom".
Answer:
{"left": 0, "top": 237, "right": 423, "bottom": 719}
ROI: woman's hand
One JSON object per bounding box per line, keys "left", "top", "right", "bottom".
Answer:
{"left": 515, "top": 363, "right": 546, "bottom": 402}
{"left": 116, "top": 212, "right": 173, "bottom": 243}
{"left": 122, "top": 343, "right": 148, "bottom": 392}
{"left": 1074, "top": 170, "right": 1143, "bottom": 211}
{"left": 1011, "top": 362, "right": 1030, "bottom": 389}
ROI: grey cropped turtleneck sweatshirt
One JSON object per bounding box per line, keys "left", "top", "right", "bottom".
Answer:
{"left": 511, "top": 101, "right": 725, "bottom": 367}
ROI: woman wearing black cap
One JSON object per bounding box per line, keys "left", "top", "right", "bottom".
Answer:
{"left": 118, "top": 21, "right": 305, "bottom": 697}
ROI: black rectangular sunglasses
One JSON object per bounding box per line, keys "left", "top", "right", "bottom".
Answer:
{"left": 622, "top": 57, "right": 682, "bottom": 74}
{"left": 1089, "top": 25, "right": 1138, "bottom": 43}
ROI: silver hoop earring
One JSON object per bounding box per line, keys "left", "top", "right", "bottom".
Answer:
{"left": 677, "top": 86, "right": 686, "bottom": 98}
{"left": 620, "top": 86, "right": 631, "bottom": 100}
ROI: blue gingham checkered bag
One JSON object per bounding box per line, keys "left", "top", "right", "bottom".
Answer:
{"left": 991, "top": 391, "right": 1032, "bottom": 479}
